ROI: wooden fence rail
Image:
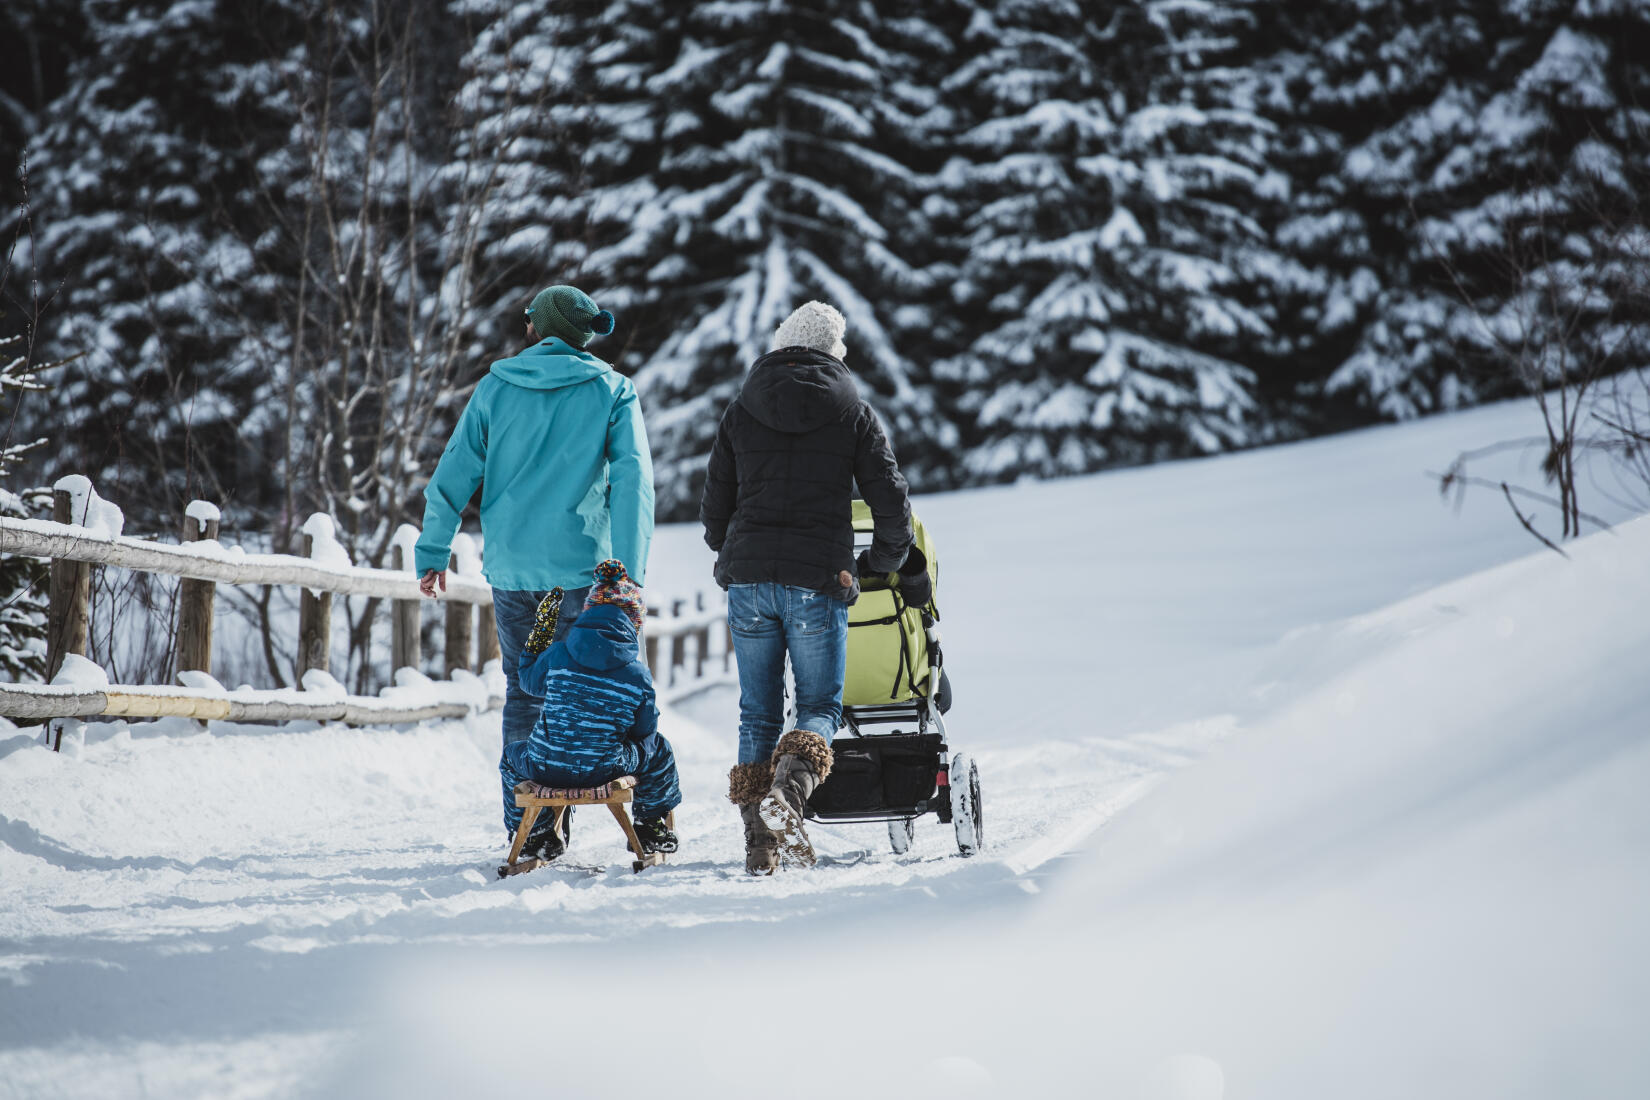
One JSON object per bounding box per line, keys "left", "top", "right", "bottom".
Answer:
{"left": 0, "top": 681, "right": 480, "bottom": 725}
{"left": 1, "top": 478, "right": 733, "bottom": 729}
{"left": 2, "top": 515, "right": 493, "bottom": 603}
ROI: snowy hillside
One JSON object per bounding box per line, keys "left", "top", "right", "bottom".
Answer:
{"left": 2, "top": 397, "right": 1647, "bottom": 1099}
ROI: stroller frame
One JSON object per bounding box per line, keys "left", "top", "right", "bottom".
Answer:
{"left": 799, "top": 533, "right": 983, "bottom": 855}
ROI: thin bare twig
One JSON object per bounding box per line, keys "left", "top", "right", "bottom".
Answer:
{"left": 1428, "top": 468, "right": 1614, "bottom": 534}
{"left": 1500, "top": 481, "right": 1568, "bottom": 558}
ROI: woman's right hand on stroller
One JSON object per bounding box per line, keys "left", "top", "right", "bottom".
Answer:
{"left": 854, "top": 545, "right": 932, "bottom": 607}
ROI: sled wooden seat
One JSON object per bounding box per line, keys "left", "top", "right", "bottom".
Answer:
{"left": 498, "top": 775, "right": 675, "bottom": 877}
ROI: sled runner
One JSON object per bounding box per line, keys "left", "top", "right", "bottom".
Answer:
{"left": 806, "top": 501, "right": 983, "bottom": 856}
{"left": 498, "top": 775, "right": 676, "bottom": 877}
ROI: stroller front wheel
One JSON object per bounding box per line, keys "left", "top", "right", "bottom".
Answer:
{"left": 888, "top": 816, "right": 915, "bottom": 854}
{"left": 950, "top": 752, "right": 983, "bottom": 856}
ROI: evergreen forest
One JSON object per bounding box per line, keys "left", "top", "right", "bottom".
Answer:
{"left": 3, "top": 0, "right": 1646, "bottom": 558}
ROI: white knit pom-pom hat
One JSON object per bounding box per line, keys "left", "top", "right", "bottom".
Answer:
{"left": 772, "top": 300, "right": 847, "bottom": 360}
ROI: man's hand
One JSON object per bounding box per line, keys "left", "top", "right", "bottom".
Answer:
{"left": 419, "top": 569, "right": 447, "bottom": 598}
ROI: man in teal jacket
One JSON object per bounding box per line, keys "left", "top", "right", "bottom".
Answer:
{"left": 416, "top": 285, "right": 655, "bottom": 749}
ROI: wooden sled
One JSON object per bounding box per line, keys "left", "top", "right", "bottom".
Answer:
{"left": 498, "top": 775, "right": 675, "bottom": 877}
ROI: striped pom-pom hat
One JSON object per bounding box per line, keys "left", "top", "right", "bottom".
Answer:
{"left": 584, "top": 559, "right": 645, "bottom": 630}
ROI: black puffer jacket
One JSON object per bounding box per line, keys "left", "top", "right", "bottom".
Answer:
{"left": 701, "top": 347, "right": 912, "bottom": 600}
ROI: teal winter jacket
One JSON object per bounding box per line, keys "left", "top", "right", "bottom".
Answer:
{"left": 414, "top": 338, "right": 655, "bottom": 590}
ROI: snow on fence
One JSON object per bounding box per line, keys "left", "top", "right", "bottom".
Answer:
{"left": 0, "top": 476, "right": 732, "bottom": 730}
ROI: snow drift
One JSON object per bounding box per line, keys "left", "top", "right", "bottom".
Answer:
{"left": 331, "top": 514, "right": 1650, "bottom": 1100}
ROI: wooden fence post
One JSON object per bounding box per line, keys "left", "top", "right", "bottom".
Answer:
{"left": 693, "top": 592, "right": 709, "bottom": 679}
{"left": 665, "top": 599, "right": 686, "bottom": 688}
{"left": 476, "top": 602, "right": 500, "bottom": 671}
{"left": 644, "top": 606, "right": 660, "bottom": 682}
{"left": 391, "top": 543, "right": 420, "bottom": 672}
{"left": 297, "top": 533, "right": 333, "bottom": 681}
{"left": 444, "top": 551, "right": 472, "bottom": 678}
{"left": 46, "top": 489, "right": 91, "bottom": 681}
{"left": 174, "top": 505, "right": 219, "bottom": 676}
{"left": 682, "top": 629, "right": 700, "bottom": 686}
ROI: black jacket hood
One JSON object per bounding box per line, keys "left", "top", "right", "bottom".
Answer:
{"left": 738, "top": 347, "right": 860, "bottom": 434}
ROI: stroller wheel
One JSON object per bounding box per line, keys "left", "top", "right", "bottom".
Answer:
{"left": 950, "top": 752, "right": 983, "bottom": 856}
{"left": 888, "top": 817, "right": 915, "bottom": 855}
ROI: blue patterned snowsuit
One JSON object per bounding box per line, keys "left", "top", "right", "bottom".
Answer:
{"left": 498, "top": 604, "right": 681, "bottom": 836}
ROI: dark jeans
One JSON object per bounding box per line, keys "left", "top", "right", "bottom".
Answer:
{"left": 493, "top": 585, "right": 589, "bottom": 748}
{"left": 728, "top": 582, "right": 848, "bottom": 765}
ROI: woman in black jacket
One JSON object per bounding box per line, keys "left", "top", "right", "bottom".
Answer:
{"left": 703, "top": 301, "right": 914, "bottom": 874}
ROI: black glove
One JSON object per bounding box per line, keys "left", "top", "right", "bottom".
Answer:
{"left": 854, "top": 548, "right": 878, "bottom": 579}
{"left": 895, "top": 546, "right": 932, "bottom": 608}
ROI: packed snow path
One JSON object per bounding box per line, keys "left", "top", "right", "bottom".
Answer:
{"left": 4, "top": 397, "right": 1647, "bottom": 1099}
{"left": 0, "top": 701, "right": 1227, "bottom": 954}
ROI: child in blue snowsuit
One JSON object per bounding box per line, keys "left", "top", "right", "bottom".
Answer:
{"left": 499, "top": 560, "right": 681, "bottom": 860}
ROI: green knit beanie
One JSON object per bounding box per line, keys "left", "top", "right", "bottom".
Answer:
{"left": 526, "top": 285, "right": 615, "bottom": 348}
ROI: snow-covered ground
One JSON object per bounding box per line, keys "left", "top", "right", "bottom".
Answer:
{"left": 3, "top": 398, "right": 1647, "bottom": 1099}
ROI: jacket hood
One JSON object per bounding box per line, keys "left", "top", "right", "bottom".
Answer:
{"left": 489, "top": 338, "right": 610, "bottom": 391}
{"left": 738, "top": 347, "right": 860, "bottom": 433}
{"left": 565, "top": 604, "right": 641, "bottom": 671}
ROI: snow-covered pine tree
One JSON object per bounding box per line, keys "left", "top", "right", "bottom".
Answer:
{"left": 1402, "top": 2, "right": 1650, "bottom": 538}
{"left": 245, "top": 0, "right": 479, "bottom": 566}
{"left": 0, "top": 0, "right": 90, "bottom": 213}
{"left": 935, "top": 0, "right": 1297, "bottom": 482}
{"left": 13, "top": 0, "right": 497, "bottom": 562}
{"left": 624, "top": 0, "right": 959, "bottom": 518}
{"left": 1267, "top": 0, "right": 1650, "bottom": 423}
{"left": 14, "top": 0, "right": 497, "bottom": 689}
{"left": 443, "top": 0, "right": 614, "bottom": 366}
{"left": 0, "top": 327, "right": 47, "bottom": 682}
{"left": 0, "top": 485, "right": 50, "bottom": 681}
{"left": 1261, "top": 0, "right": 1508, "bottom": 422}
{"left": 0, "top": 176, "right": 72, "bottom": 683}
{"left": 242, "top": 0, "right": 539, "bottom": 690}
{"left": 9, "top": 0, "right": 306, "bottom": 530}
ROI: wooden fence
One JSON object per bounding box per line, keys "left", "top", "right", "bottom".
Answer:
{"left": 0, "top": 478, "right": 732, "bottom": 730}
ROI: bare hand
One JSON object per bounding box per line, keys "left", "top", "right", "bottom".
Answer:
{"left": 419, "top": 569, "right": 447, "bottom": 598}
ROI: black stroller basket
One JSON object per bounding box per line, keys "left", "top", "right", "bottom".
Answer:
{"left": 809, "top": 731, "right": 949, "bottom": 823}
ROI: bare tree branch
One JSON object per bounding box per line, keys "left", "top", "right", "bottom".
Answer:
{"left": 1501, "top": 481, "right": 1568, "bottom": 559}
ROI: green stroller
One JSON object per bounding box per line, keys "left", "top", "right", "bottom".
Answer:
{"left": 804, "top": 500, "right": 983, "bottom": 856}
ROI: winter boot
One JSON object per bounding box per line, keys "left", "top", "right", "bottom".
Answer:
{"left": 632, "top": 816, "right": 678, "bottom": 854}
{"left": 738, "top": 803, "right": 778, "bottom": 875}
{"left": 518, "top": 820, "right": 565, "bottom": 863}
{"left": 759, "top": 730, "right": 833, "bottom": 868}
{"left": 728, "top": 761, "right": 778, "bottom": 876}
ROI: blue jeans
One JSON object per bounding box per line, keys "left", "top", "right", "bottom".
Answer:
{"left": 728, "top": 582, "right": 849, "bottom": 765}
{"left": 493, "top": 585, "right": 589, "bottom": 747}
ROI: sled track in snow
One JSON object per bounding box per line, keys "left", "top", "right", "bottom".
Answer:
{"left": 0, "top": 712, "right": 1233, "bottom": 959}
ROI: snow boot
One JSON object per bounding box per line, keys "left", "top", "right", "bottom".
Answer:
{"left": 738, "top": 803, "right": 778, "bottom": 875}
{"left": 728, "top": 761, "right": 779, "bottom": 875}
{"left": 518, "top": 822, "right": 565, "bottom": 863}
{"left": 759, "top": 730, "right": 833, "bottom": 868}
{"left": 632, "top": 816, "right": 678, "bottom": 855}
